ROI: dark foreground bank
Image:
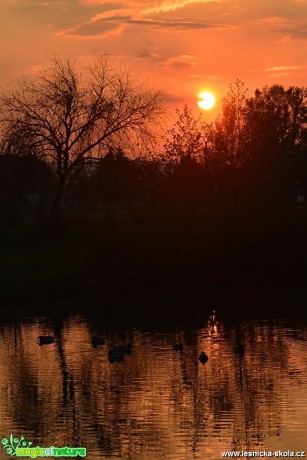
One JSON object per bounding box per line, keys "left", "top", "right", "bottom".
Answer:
{"left": 1, "top": 212, "right": 307, "bottom": 324}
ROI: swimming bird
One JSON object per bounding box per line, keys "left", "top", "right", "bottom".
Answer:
{"left": 199, "top": 352, "right": 208, "bottom": 364}
{"left": 37, "top": 336, "right": 54, "bottom": 345}
{"left": 172, "top": 343, "right": 183, "bottom": 352}
{"left": 108, "top": 350, "right": 125, "bottom": 364}
{"left": 92, "top": 336, "right": 106, "bottom": 348}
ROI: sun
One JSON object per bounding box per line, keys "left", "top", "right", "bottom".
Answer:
{"left": 197, "top": 91, "right": 216, "bottom": 110}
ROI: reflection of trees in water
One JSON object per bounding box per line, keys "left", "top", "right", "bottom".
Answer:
{"left": 0, "top": 317, "right": 306, "bottom": 458}
{"left": 0, "top": 319, "right": 64, "bottom": 441}
{"left": 227, "top": 321, "right": 292, "bottom": 451}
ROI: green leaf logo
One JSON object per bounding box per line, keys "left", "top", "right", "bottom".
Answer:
{"left": 1, "top": 434, "right": 33, "bottom": 456}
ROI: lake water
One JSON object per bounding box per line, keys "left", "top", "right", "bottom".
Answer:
{"left": 0, "top": 311, "right": 306, "bottom": 459}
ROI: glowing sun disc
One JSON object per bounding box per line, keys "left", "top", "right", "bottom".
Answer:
{"left": 197, "top": 91, "right": 215, "bottom": 110}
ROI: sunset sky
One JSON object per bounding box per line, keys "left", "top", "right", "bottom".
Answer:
{"left": 1, "top": 0, "right": 307, "bottom": 118}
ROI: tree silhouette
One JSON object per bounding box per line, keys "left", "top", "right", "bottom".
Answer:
{"left": 214, "top": 79, "right": 249, "bottom": 169}
{"left": 0, "top": 55, "right": 165, "bottom": 224}
{"left": 245, "top": 85, "right": 307, "bottom": 179}
{"left": 164, "top": 105, "right": 213, "bottom": 164}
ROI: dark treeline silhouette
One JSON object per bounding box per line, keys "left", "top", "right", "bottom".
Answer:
{"left": 1, "top": 71, "right": 307, "bottom": 305}
{"left": 0, "top": 154, "right": 55, "bottom": 225}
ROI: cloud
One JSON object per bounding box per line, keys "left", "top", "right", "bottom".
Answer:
{"left": 257, "top": 16, "right": 288, "bottom": 24}
{"left": 287, "top": 24, "right": 307, "bottom": 39}
{"left": 65, "top": 13, "right": 232, "bottom": 37}
{"left": 188, "top": 74, "right": 222, "bottom": 80}
{"left": 155, "top": 54, "right": 197, "bottom": 72}
{"left": 138, "top": 46, "right": 160, "bottom": 59}
{"left": 0, "top": 0, "right": 123, "bottom": 30}
{"left": 65, "top": 20, "right": 120, "bottom": 36}
{"left": 143, "top": 0, "right": 307, "bottom": 26}
{"left": 80, "top": 0, "right": 123, "bottom": 4}
{"left": 265, "top": 65, "right": 305, "bottom": 71}
{"left": 126, "top": 17, "right": 230, "bottom": 28}
{"left": 269, "top": 72, "right": 289, "bottom": 77}
{"left": 24, "top": 64, "right": 44, "bottom": 75}
{"left": 144, "top": 0, "right": 221, "bottom": 15}
{"left": 1, "top": 0, "right": 307, "bottom": 93}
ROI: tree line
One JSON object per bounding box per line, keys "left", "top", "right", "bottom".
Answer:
{"left": 0, "top": 56, "right": 306, "bottom": 228}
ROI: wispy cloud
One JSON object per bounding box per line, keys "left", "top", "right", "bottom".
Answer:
{"left": 64, "top": 13, "right": 232, "bottom": 37}
{"left": 144, "top": 0, "right": 221, "bottom": 15}
{"left": 266, "top": 65, "right": 306, "bottom": 71}
{"left": 288, "top": 24, "right": 307, "bottom": 39}
{"left": 138, "top": 46, "right": 160, "bottom": 59}
{"left": 156, "top": 54, "right": 197, "bottom": 72}
{"left": 0, "top": 0, "right": 123, "bottom": 30}
{"left": 269, "top": 72, "right": 289, "bottom": 77}
{"left": 80, "top": 0, "right": 123, "bottom": 4}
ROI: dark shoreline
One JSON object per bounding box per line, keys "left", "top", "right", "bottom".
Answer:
{"left": 2, "top": 268, "right": 307, "bottom": 327}
{"left": 2, "top": 215, "right": 307, "bottom": 325}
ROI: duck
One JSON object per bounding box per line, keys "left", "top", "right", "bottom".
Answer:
{"left": 92, "top": 336, "right": 105, "bottom": 348}
{"left": 108, "top": 350, "right": 125, "bottom": 364}
{"left": 199, "top": 351, "right": 208, "bottom": 364}
{"left": 37, "top": 336, "right": 54, "bottom": 345}
{"left": 172, "top": 343, "right": 183, "bottom": 352}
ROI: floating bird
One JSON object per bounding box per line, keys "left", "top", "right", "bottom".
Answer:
{"left": 37, "top": 336, "right": 54, "bottom": 345}
{"left": 109, "top": 350, "right": 125, "bottom": 364}
{"left": 92, "top": 336, "right": 106, "bottom": 348}
{"left": 172, "top": 343, "right": 183, "bottom": 352}
{"left": 199, "top": 351, "right": 208, "bottom": 364}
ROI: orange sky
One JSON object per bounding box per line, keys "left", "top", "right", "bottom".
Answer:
{"left": 1, "top": 0, "right": 307, "bottom": 118}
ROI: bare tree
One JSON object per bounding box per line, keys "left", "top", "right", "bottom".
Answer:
{"left": 0, "top": 55, "right": 165, "bottom": 223}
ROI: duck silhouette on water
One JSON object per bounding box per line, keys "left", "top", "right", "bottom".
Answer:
{"left": 108, "top": 343, "right": 132, "bottom": 363}
{"left": 37, "top": 336, "right": 54, "bottom": 345}
{"left": 172, "top": 343, "right": 183, "bottom": 352}
{"left": 109, "top": 350, "right": 125, "bottom": 363}
{"left": 92, "top": 336, "right": 106, "bottom": 348}
{"left": 199, "top": 351, "right": 208, "bottom": 364}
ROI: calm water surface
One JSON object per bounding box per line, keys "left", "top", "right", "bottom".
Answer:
{"left": 0, "top": 312, "right": 306, "bottom": 459}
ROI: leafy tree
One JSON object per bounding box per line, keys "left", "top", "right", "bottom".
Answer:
{"left": 245, "top": 85, "right": 307, "bottom": 176}
{"left": 164, "top": 104, "right": 213, "bottom": 164}
{"left": 0, "top": 55, "right": 165, "bottom": 224}
{"left": 214, "top": 80, "right": 250, "bottom": 170}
